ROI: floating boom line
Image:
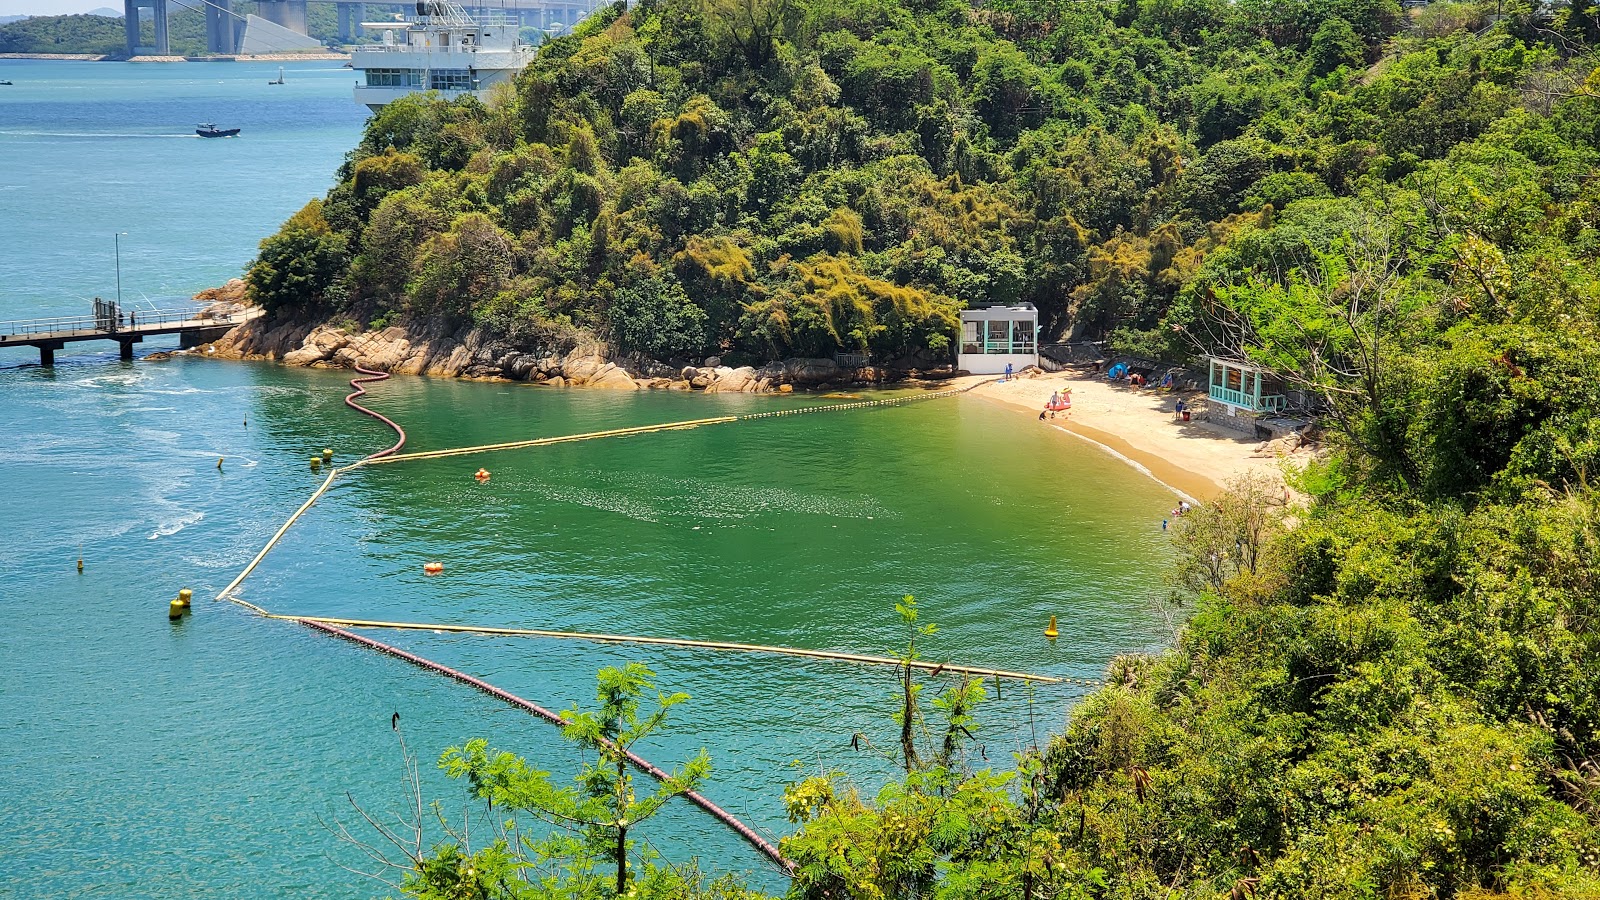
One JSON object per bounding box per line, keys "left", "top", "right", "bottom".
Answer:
{"left": 269, "top": 614, "right": 1076, "bottom": 685}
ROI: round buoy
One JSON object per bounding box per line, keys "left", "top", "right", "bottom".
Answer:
{"left": 322, "top": 448, "right": 334, "bottom": 461}
{"left": 176, "top": 588, "right": 192, "bottom": 611}
{"left": 1044, "top": 614, "right": 1059, "bottom": 639}
{"left": 423, "top": 562, "right": 444, "bottom": 576}
{"left": 474, "top": 468, "right": 490, "bottom": 482}
{"left": 310, "top": 456, "right": 322, "bottom": 469}
{"left": 169, "top": 599, "right": 186, "bottom": 620}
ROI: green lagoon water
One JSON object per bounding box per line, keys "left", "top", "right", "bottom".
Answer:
{"left": 0, "top": 60, "right": 1176, "bottom": 897}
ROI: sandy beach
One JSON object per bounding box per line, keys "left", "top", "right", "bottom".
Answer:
{"left": 967, "top": 370, "right": 1299, "bottom": 502}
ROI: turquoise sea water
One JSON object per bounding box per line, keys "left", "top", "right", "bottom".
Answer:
{"left": 0, "top": 61, "right": 1176, "bottom": 898}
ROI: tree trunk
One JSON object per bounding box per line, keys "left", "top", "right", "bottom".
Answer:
{"left": 616, "top": 823, "right": 627, "bottom": 895}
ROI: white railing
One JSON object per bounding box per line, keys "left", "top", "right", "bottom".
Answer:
{"left": 0, "top": 307, "right": 253, "bottom": 341}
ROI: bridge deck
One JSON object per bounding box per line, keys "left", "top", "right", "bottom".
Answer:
{"left": 0, "top": 308, "right": 260, "bottom": 349}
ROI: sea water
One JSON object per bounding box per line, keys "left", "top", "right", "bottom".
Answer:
{"left": 0, "top": 61, "right": 1176, "bottom": 897}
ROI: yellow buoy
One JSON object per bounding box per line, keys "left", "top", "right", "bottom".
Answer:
{"left": 169, "top": 599, "right": 186, "bottom": 620}
{"left": 176, "top": 588, "right": 193, "bottom": 610}
{"left": 77, "top": 558, "right": 84, "bottom": 573}
{"left": 217, "top": 457, "right": 224, "bottom": 470}
{"left": 1044, "top": 615, "right": 1059, "bottom": 639}
{"left": 322, "top": 448, "right": 334, "bottom": 461}
{"left": 310, "top": 456, "right": 322, "bottom": 469}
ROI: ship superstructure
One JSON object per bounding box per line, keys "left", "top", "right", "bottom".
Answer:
{"left": 352, "top": 0, "right": 535, "bottom": 110}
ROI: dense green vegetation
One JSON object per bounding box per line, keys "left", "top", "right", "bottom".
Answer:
{"left": 246, "top": 0, "right": 1600, "bottom": 368}
{"left": 0, "top": 13, "right": 125, "bottom": 54}
{"left": 272, "top": 0, "right": 1600, "bottom": 895}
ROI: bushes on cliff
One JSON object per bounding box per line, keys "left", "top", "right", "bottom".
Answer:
{"left": 245, "top": 200, "right": 348, "bottom": 312}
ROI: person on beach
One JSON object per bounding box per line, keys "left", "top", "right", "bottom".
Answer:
{"left": 1175, "top": 398, "right": 1186, "bottom": 419}
{"left": 1004, "top": 362, "right": 1014, "bottom": 382}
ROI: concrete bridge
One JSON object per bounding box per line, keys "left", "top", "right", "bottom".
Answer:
{"left": 0, "top": 304, "right": 261, "bottom": 366}
{"left": 123, "top": 0, "right": 605, "bottom": 56}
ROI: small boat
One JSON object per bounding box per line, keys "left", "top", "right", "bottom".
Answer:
{"left": 0, "top": 80, "right": 13, "bottom": 86}
{"left": 196, "top": 123, "right": 240, "bottom": 138}
{"left": 268, "top": 67, "right": 284, "bottom": 85}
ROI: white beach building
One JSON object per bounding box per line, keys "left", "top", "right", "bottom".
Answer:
{"left": 958, "top": 304, "right": 1039, "bottom": 375}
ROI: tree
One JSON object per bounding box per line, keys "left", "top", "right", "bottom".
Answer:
{"left": 1308, "top": 16, "right": 1365, "bottom": 76}
{"left": 382, "top": 665, "right": 710, "bottom": 898}
{"left": 407, "top": 212, "right": 515, "bottom": 319}
{"left": 244, "top": 200, "right": 348, "bottom": 312}
{"left": 608, "top": 273, "right": 711, "bottom": 357}
{"left": 702, "top": 0, "right": 794, "bottom": 69}
{"left": 1203, "top": 209, "right": 1430, "bottom": 489}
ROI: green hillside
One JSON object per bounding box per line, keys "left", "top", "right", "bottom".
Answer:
{"left": 249, "top": 1, "right": 1600, "bottom": 896}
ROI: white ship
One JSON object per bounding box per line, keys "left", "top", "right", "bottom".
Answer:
{"left": 352, "top": 0, "right": 536, "bottom": 111}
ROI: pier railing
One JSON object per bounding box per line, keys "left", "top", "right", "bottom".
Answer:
{"left": 0, "top": 307, "right": 246, "bottom": 340}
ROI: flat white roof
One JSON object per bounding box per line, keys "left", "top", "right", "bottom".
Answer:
{"left": 961, "top": 305, "right": 1036, "bottom": 321}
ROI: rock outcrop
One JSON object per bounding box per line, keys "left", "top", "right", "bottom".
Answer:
{"left": 191, "top": 295, "right": 957, "bottom": 393}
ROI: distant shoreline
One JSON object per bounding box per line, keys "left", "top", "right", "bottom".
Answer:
{"left": 0, "top": 52, "right": 350, "bottom": 61}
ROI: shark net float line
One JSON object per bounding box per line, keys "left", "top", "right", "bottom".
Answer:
{"left": 267, "top": 614, "right": 1075, "bottom": 685}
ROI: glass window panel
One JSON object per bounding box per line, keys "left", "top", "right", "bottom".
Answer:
{"left": 961, "top": 321, "right": 980, "bottom": 355}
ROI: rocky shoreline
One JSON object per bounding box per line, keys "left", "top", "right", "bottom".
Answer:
{"left": 189, "top": 283, "right": 953, "bottom": 394}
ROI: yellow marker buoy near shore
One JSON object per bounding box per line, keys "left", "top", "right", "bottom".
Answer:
{"left": 310, "top": 456, "right": 322, "bottom": 469}
{"left": 322, "top": 448, "right": 333, "bottom": 462}
{"left": 176, "top": 588, "right": 192, "bottom": 611}
{"left": 217, "top": 457, "right": 224, "bottom": 471}
{"left": 1044, "top": 615, "right": 1058, "bottom": 639}
{"left": 169, "top": 599, "right": 185, "bottom": 620}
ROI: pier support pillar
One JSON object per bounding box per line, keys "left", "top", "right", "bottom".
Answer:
{"left": 118, "top": 339, "right": 137, "bottom": 362}
{"left": 205, "top": 0, "right": 235, "bottom": 53}
{"left": 37, "top": 341, "right": 62, "bottom": 367}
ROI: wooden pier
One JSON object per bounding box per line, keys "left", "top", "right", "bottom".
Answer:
{"left": 0, "top": 305, "right": 260, "bottom": 366}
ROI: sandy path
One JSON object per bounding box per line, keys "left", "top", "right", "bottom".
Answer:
{"left": 966, "top": 370, "right": 1293, "bottom": 502}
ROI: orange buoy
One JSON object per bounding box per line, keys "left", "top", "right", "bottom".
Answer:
{"left": 474, "top": 468, "right": 490, "bottom": 481}
{"left": 423, "top": 561, "right": 444, "bottom": 576}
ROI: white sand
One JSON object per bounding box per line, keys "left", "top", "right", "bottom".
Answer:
{"left": 966, "top": 370, "right": 1299, "bottom": 501}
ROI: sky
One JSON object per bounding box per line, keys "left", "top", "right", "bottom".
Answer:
{"left": 0, "top": 0, "right": 121, "bottom": 16}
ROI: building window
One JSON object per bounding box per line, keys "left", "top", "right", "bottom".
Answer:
{"left": 430, "top": 68, "right": 474, "bottom": 91}
{"left": 365, "top": 68, "right": 422, "bottom": 87}
{"left": 961, "top": 318, "right": 1037, "bottom": 354}
{"left": 1012, "top": 321, "right": 1035, "bottom": 354}
{"left": 962, "top": 321, "right": 981, "bottom": 355}
{"left": 1225, "top": 367, "right": 1242, "bottom": 392}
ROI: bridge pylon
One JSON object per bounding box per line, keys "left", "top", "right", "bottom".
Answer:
{"left": 337, "top": 3, "right": 366, "bottom": 43}
{"left": 256, "top": 0, "right": 310, "bottom": 35}
{"left": 123, "top": 0, "right": 170, "bottom": 56}
{"left": 205, "top": 0, "right": 239, "bottom": 54}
